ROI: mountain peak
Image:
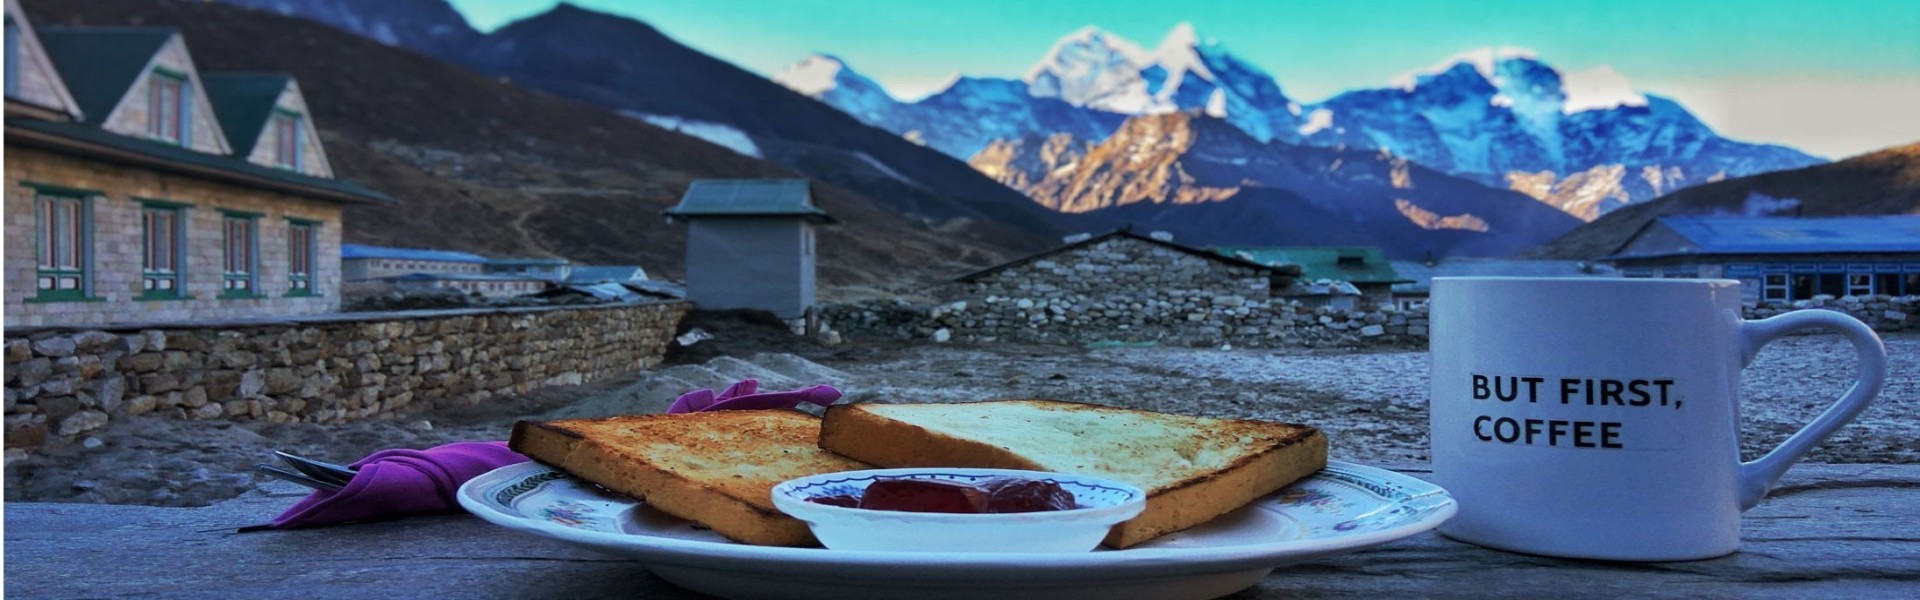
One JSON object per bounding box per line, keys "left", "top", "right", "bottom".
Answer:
{"left": 1390, "top": 46, "right": 1540, "bottom": 90}
{"left": 1158, "top": 22, "right": 1200, "bottom": 50}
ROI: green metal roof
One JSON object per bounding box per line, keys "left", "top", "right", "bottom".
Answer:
{"left": 1215, "top": 246, "right": 1409, "bottom": 284}
{"left": 8, "top": 117, "right": 391, "bottom": 205}
{"left": 37, "top": 27, "right": 175, "bottom": 125}
{"left": 201, "top": 73, "right": 292, "bottom": 156}
{"left": 665, "top": 179, "right": 832, "bottom": 221}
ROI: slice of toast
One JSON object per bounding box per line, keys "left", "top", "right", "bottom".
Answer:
{"left": 818, "top": 400, "right": 1328, "bottom": 548}
{"left": 510, "top": 410, "right": 869, "bottom": 546}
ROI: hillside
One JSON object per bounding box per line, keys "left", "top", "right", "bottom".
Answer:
{"left": 1529, "top": 142, "right": 1920, "bottom": 259}
{"left": 26, "top": 0, "right": 1038, "bottom": 286}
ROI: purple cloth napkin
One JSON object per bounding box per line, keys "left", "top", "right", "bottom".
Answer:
{"left": 248, "top": 379, "right": 841, "bottom": 530}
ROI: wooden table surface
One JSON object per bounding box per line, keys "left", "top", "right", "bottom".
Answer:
{"left": 7, "top": 464, "right": 1916, "bottom": 599}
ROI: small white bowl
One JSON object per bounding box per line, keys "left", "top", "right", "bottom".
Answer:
{"left": 770, "top": 468, "right": 1147, "bottom": 553}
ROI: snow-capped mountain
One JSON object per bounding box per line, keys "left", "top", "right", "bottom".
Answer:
{"left": 772, "top": 54, "right": 903, "bottom": 125}
{"left": 778, "top": 29, "right": 1824, "bottom": 220}
{"left": 1301, "top": 48, "right": 1822, "bottom": 218}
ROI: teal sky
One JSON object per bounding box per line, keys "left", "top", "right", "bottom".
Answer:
{"left": 448, "top": 0, "right": 1920, "bottom": 159}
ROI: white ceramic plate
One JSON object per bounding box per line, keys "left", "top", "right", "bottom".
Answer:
{"left": 457, "top": 460, "right": 1455, "bottom": 600}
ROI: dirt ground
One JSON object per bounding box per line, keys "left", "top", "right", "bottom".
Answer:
{"left": 7, "top": 313, "right": 1915, "bottom": 510}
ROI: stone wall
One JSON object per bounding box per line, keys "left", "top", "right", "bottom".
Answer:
{"left": 5, "top": 147, "right": 345, "bottom": 326}
{"left": 824, "top": 292, "right": 1915, "bottom": 348}
{"left": 3, "top": 301, "right": 689, "bottom": 450}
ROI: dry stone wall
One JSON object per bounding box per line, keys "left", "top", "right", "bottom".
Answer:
{"left": 4, "top": 301, "right": 688, "bottom": 450}
{"left": 1748, "top": 295, "right": 1914, "bottom": 332}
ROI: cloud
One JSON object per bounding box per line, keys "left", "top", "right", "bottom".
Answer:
{"left": 1645, "top": 76, "right": 1920, "bottom": 160}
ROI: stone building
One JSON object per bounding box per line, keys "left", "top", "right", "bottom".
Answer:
{"left": 3, "top": 5, "right": 389, "bottom": 327}
{"left": 340, "top": 244, "right": 488, "bottom": 281}
{"left": 1602, "top": 215, "right": 1920, "bottom": 304}
{"left": 666, "top": 179, "right": 832, "bottom": 318}
{"left": 943, "top": 230, "right": 1304, "bottom": 343}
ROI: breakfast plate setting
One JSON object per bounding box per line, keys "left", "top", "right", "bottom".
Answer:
{"left": 458, "top": 460, "right": 1456, "bottom": 600}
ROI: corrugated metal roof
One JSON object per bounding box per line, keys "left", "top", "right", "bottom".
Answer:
{"left": 954, "top": 230, "right": 1303, "bottom": 283}
{"left": 342, "top": 244, "right": 488, "bottom": 263}
{"left": 1390, "top": 259, "right": 1619, "bottom": 294}
{"left": 1606, "top": 215, "right": 1920, "bottom": 260}
{"left": 567, "top": 266, "right": 649, "bottom": 283}
{"left": 665, "top": 179, "right": 831, "bottom": 220}
{"left": 1216, "top": 247, "right": 1408, "bottom": 284}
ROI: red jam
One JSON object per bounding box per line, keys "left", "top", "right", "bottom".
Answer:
{"left": 809, "top": 477, "right": 1079, "bottom": 513}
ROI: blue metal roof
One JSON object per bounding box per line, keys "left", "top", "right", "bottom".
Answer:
{"left": 342, "top": 244, "right": 488, "bottom": 263}
{"left": 567, "top": 266, "right": 649, "bottom": 283}
{"left": 1605, "top": 216, "right": 1920, "bottom": 260}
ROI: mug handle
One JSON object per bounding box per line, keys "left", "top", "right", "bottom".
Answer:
{"left": 1735, "top": 310, "right": 1888, "bottom": 510}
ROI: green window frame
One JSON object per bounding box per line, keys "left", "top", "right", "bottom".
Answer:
{"left": 220, "top": 210, "right": 261, "bottom": 298}
{"left": 137, "top": 199, "right": 192, "bottom": 300}
{"left": 30, "top": 186, "right": 96, "bottom": 302}
{"left": 286, "top": 218, "right": 320, "bottom": 297}
{"left": 271, "top": 109, "right": 303, "bottom": 170}
{"left": 147, "top": 69, "right": 190, "bottom": 146}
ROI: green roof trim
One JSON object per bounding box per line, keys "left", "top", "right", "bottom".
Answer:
{"left": 1214, "top": 246, "right": 1409, "bottom": 284}
{"left": 219, "top": 209, "right": 265, "bottom": 219}
{"left": 201, "top": 73, "right": 293, "bottom": 157}
{"left": 20, "top": 181, "right": 105, "bottom": 197}
{"left": 665, "top": 179, "right": 833, "bottom": 222}
{"left": 37, "top": 27, "right": 176, "bottom": 125}
{"left": 285, "top": 217, "right": 322, "bottom": 226}
{"left": 7, "top": 117, "right": 391, "bottom": 205}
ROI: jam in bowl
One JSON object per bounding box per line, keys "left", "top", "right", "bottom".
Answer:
{"left": 770, "top": 468, "right": 1147, "bottom": 553}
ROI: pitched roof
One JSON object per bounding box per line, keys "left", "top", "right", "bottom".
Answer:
{"left": 1603, "top": 215, "right": 1920, "bottom": 260}
{"left": 955, "top": 230, "right": 1304, "bottom": 282}
{"left": 200, "top": 72, "right": 291, "bottom": 156}
{"left": 1389, "top": 259, "right": 1618, "bottom": 294}
{"left": 7, "top": 117, "right": 389, "bottom": 204}
{"left": 36, "top": 27, "right": 174, "bottom": 124}
{"left": 5, "top": 0, "right": 85, "bottom": 120}
{"left": 341, "top": 244, "right": 487, "bottom": 263}
{"left": 665, "top": 179, "right": 833, "bottom": 221}
{"left": 1216, "top": 246, "right": 1409, "bottom": 284}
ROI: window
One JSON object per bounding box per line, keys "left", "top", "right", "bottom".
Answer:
{"left": 1847, "top": 273, "right": 1873, "bottom": 298}
{"left": 287, "top": 219, "right": 318, "bottom": 296}
{"left": 147, "top": 71, "right": 191, "bottom": 145}
{"left": 1817, "top": 273, "right": 1846, "bottom": 298}
{"left": 139, "top": 202, "right": 189, "bottom": 298}
{"left": 1763, "top": 274, "right": 1789, "bottom": 302}
{"left": 33, "top": 191, "right": 91, "bottom": 300}
{"left": 1877, "top": 273, "right": 1904, "bottom": 297}
{"left": 272, "top": 111, "right": 302, "bottom": 169}
{"left": 221, "top": 213, "right": 258, "bottom": 296}
{"left": 1790, "top": 274, "right": 1816, "bottom": 300}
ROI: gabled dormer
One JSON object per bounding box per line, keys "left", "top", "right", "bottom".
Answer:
{"left": 38, "top": 26, "right": 230, "bottom": 155}
{"left": 202, "top": 73, "right": 335, "bottom": 178}
{"left": 4, "top": 0, "right": 83, "bottom": 120}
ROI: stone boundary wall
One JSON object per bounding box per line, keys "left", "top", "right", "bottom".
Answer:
{"left": 823, "top": 295, "right": 1916, "bottom": 348}
{"left": 823, "top": 298, "right": 1428, "bottom": 348}
{"left": 4, "top": 301, "right": 690, "bottom": 450}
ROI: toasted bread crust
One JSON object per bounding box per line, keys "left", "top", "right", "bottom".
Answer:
{"left": 819, "top": 400, "right": 1329, "bottom": 548}
{"left": 510, "top": 411, "right": 866, "bottom": 547}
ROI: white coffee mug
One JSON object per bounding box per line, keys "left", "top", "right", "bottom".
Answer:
{"left": 1429, "top": 277, "right": 1887, "bottom": 561}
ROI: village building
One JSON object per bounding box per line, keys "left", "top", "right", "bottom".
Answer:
{"left": 567, "top": 266, "right": 650, "bottom": 285}
{"left": 666, "top": 179, "right": 832, "bottom": 318}
{"left": 1389, "top": 259, "right": 1618, "bottom": 310}
{"left": 1216, "top": 246, "right": 1406, "bottom": 309}
{"left": 944, "top": 230, "right": 1303, "bottom": 343}
{"left": 484, "top": 256, "right": 571, "bottom": 281}
{"left": 339, "top": 244, "right": 487, "bottom": 281}
{"left": 1602, "top": 215, "right": 1920, "bottom": 304}
{"left": 381, "top": 272, "right": 551, "bottom": 298}
{"left": 3, "top": 6, "right": 389, "bottom": 327}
